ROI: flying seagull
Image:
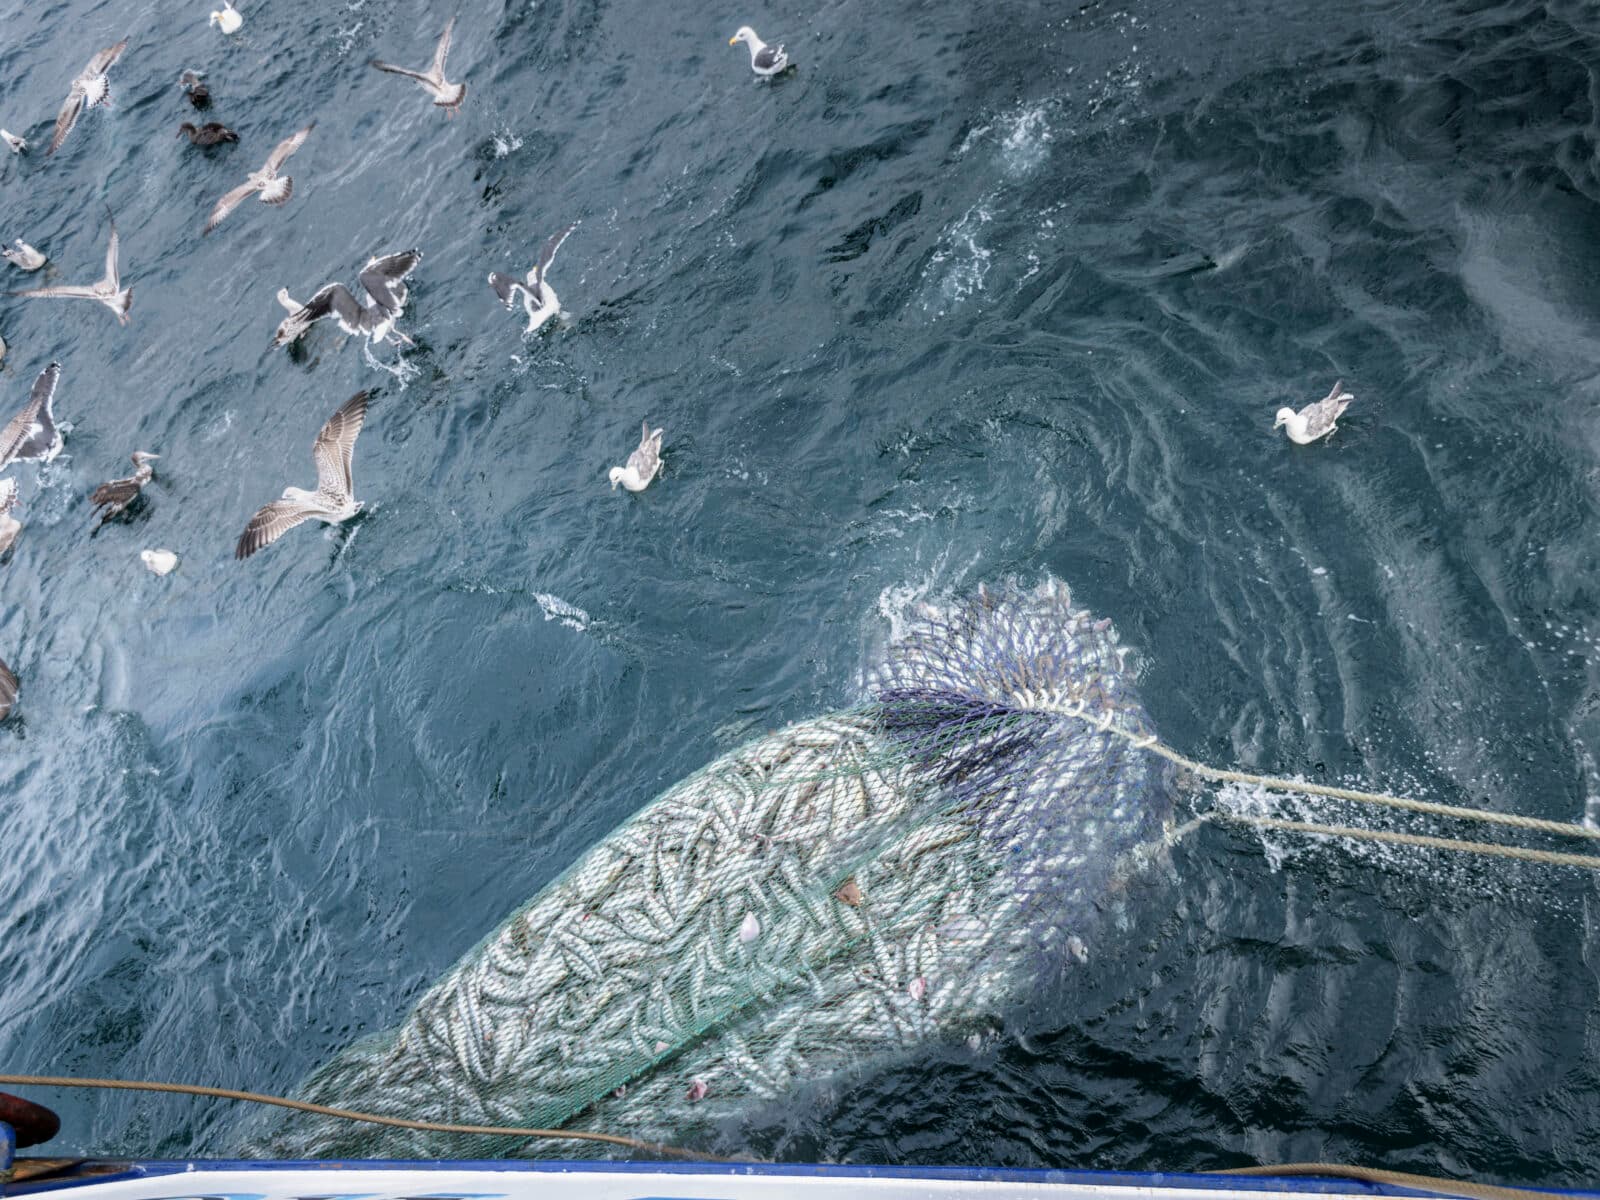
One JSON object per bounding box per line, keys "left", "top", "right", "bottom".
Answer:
{"left": 488, "top": 224, "right": 576, "bottom": 335}
{"left": 49, "top": 38, "right": 129, "bottom": 155}
{"left": 371, "top": 18, "right": 466, "bottom": 114}
{"left": 1274, "top": 379, "right": 1354, "bottom": 445}
{"left": 0, "top": 655, "right": 17, "bottom": 720}
{"left": 729, "top": 26, "right": 788, "bottom": 76}
{"left": 10, "top": 213, "right": 130, "bottom": 325}
{"left": 236, "top": 391, "right": 371, "bottom": 560}
{"left": 0, "top": 478, "right": 22, "bottom": 558}
{"left": 203, "top": 122, "right": 313, "bottom": 235}
{"left": 273, "top": 250, "right": 422, "bottom": 348}
{"left": 90, "top": 451, "right": 158, "bottom": 532}
{"left": 0, "top": 363, "right": 64, "bottom": 469}
{"left": 2, "top": 240, "right": 46, "bottom": 271}
{"left": 609, "top": 421, "right": 663, "bottom": 492}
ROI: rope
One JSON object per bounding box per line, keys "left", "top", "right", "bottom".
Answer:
{"left": 1214, "top": 815, "right": 1600, "bottom": 871}
{"left": 0, "top": 1075, "right": 729, "bottom": 1163}
{"left": 1216, "top": 1161, "right": 1567, "bottom": 1200}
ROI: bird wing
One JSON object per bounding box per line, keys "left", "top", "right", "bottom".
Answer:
{"left": 488, "top": 271, "right": 527, "bottom": 306}
{"left": 431, "top": 17, "right": 455, "bottom": 76}
{"left": 103, "top": 216, "right": 120, "bottom": 290}
{"left": 627, "top": 421, "right": 662, "bottom": 479}
{"left": 370, "top": 60, "right": 433, "bottom": 86}
{"left": 90, "top": 476, "right": 141, "bottom": 525}
{"left": 264, "top": 122, "right": 313, "bottom": 174}
{"left": 47, "top": 92, "right": 84, "bottom": 155}
{"left": 358, "top": 249, "right": 421, "bottom": 314}
{"left": 1301, "top": 379, "right": 1353, "bottom": 435}
{"left": 271, "top": 282, "right": 343, "bottom": 346}
{"left": 0, "top": 479, "right": 16, "bottom": 514}
{"left": 0, "top": 655, "right": 18, "bottom": 720}
{"left": 753, "top": 43, "right": 784, "bottom": 69}
{"left": 534, "top": 223, "right": 578, "bottom": 289}
{"left": 312, "top": 390, "right": 370, "bottom": 501}
{"left": 235, "top": 498, "right": 318, "bottom": 560}
{"left": 0, "top": 363, "right": 61, "bottom": 465}
{"left": 204, "top": 179, "right": 259, "bottom": 234}
{"left": 86, "top": 38, "right": 129, "bottom": 76}
{"left": 10, "top": 284, "right": 102, "bottom": 300}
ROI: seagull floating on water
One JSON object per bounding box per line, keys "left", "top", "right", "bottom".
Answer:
{"left": 210, "top": 1, "right": 243, "bottom": 34}
{"left": 274, "top": 251, "right": 422, "bottom": 349}
{"left": 178, "top": 121, "right": 237, "bottom": 146}
{"left": 729, "top": 26, "right": 788, "bottom": 76}
{"left": 1, "top": 130, "right": 25, "bottom": 154}
{"left": 3, "top": 240, "right": 46, "bottom": 271}
{"left": 180, "top": 70, "right": 211, "bottom": 107}
{"left": 48, "top": 38, "right": 129, "bottom": 156}
{"left": 236, "top": 391, "right": 370, "bottom": 560}
{"left": 141, "top": 548, "right": 178, "bottom": 575}
{"left": 1274, "top": 379, "right": 1354, "bottom": 445}
{"left": 371, "top": 18, "right": 466, "bottom": 114}
{"left": 609, "top": 421, "right": 663, "bottom": 492}
{"left": 203, "top": 122, "right": 313, "bottom": 235}
{"left": 488, "top": 224, "right": 576, "bottom": 334}
{"left": 0, "top": 363, "right": 64, "bottom": 470}
{"left": 0, "top": 479, "right": 22, "bottom": 558}
{"left": 10, "top": 213, "right": 130, "bottom": 325}
{"left": 90, "top": 451, "right": 158, "bottom": 532}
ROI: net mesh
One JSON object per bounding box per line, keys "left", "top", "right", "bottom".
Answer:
{"left": 239, "top": 579, "right": 1175, "bottom": 1158}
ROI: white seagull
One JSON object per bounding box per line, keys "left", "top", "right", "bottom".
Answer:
{"left": 609, "top": 421, "right": 664, "bottom": 492}
{"left": 488, "top": 224, "right": 576, "bottom": 334}
{"left": 210, "top": 1, "right": 243, "bottom": 33}
{"left": 1274, "top": 379, "right": 1354, "bottom": 445}
{"left": 273, "top": 250, "right": 422, "bottom": 348}
{"left": 370, "top": 18, "right": 466, "bottom": 114}
{"left": 1, "top": 130, "right": 25, "bottom": 154}
{"left": 0, "top": 363, "right": 65, "bottom": 469}
{"left": 2, "top": 240, "right": 46, "bottom": 271}
{"left": 10, "top": 215, "right": 130, "bottom": 325}
{"left": 48, "top": 38, "right": 129, "bottom": 156}
{"left": 729, "top": 26, "right": 788, "bottom": 76}
{"left": 236, "top": 391, "right": 371, "bottom": 559}
{"left": 203, "top": 122, "right": 314, "bottom": 235}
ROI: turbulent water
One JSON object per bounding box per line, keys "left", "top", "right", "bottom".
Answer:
{"left": 5, "top": 0, "right": 1600, "bottom": 1184}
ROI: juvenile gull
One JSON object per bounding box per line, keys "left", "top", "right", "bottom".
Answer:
{"left": 488, "top": 223, "right": 576, "bottom": 334}
{"left": 180, "top": 70, "right": 211, "bottom": 107}
{"left": 203, "top": 122, "right": 313, "bottom": 235}
{"left": 0, "top": 656, "right": 17, "bottom": 721}
{"left": 729, "top": 26, "right": 788, "bottom": 76}
{"left": 10, "top": 213, "right": 130, "bottom": 325}
{"left": 210, "top": 1, "right": 243, "bottom": 34}
{"left": 3, "top": 240, "right": 46, "bottom": 271}
{"left": 236, "top": 391, "right": 370, "bottom": 560}
{"left": 609, "top": 421, "right": 663, "bottom": 492}
{"left": 0, "top": 363, "right": 64, "bottom": 469}
{"left": 90, "top": 451, "right": 158, "bottom": 532}
{"left": 48, "top": 38, "right": 129, "bottom": 156}
{"left": 273, "top": 250, "right": 422, "bottom": 348}
{"left": 1, "top": 131, "right": 25, "bottom": 154}
{"left": 0, "top": 479, "right": 21, "bottom": 558}
{"left": 178, "top": 120, "right": 237, "bottom": 146}
{"left": 1274, "top": 379, "right": 1354, "bottom": 445}
{"left": 371, "top": 18, "right": 466, "bottom": 114}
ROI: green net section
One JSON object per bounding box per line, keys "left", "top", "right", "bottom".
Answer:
{"left": 241, "top": 580, "right": 1172, "bottom": 1159}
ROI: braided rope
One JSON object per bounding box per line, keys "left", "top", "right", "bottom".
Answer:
{"left": 1216, "top": 814, "right": 1600, "bottom": 871}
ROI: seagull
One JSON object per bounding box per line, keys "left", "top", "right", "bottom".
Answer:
{"left": 210, "top": 1, "right": 243, "bottom": 34}
{"left": 273, "top": 250, "right": 422, "bottom": 348}
{"left": 10, "top": 213, "right": 130, "bottom": 325}
{"left": 141, "top": 548, "right": 178, "bottom": 575}
{"left": 488, "top": 224, "right": 577, "bottom": 334}
{"left": 0, "top": 479, "right": 22, "bottom": 558}
{"left": 1274, "top": 380, "right": 1354, "bottom": 445}
{"left": 48, "top": 38, "right": 129, "bottom": 156}
{"left": 236, "top": 391, "right": 371, "bottom": 560}
{"left": 178, "top": 120, "right": 238, "bottom": 146}
{"left": 90, "top": 451, "right": 158, "bottom": 532}
{"left": 2, "top": 240, "right": 46, "bottom": 271}
{"left": 0, "top": 363, "right": 64, "bottom": 469}
{"left": 729, "top": 26, "right": 788, "bottom": 76}
{"left": 371, "top": 18, "right": 466, "bottom": 114}
{"left": 609, "top": 421, "right": 663, "bottom": 492}
{"left": 1, "top": 130, "right": 25, "bottom": 154}
{"left": 0, "top": 655, "right": 18, "bottom": 721}
{"left": 180, "top": 69, "right": 211, "bottom": 107}
{"left": 203, "top": 122, "right": 313, "bottom": 235}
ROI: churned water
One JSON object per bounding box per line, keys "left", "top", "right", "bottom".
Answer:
{"left": 5, "top": 0, "right": 1600, "bottom": 1182}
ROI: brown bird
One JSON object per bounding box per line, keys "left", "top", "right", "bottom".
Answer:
{"left": 0, "top": 655, "right": 17, "bottom": 720}
{"left": 178, "top": 120, "right": 236, "bottom": 146}
{"left": 180, "top": 69, "right": 211, "bottom": 108}
{"left": 90, "top": 450, "right": 158, "bottom": 532}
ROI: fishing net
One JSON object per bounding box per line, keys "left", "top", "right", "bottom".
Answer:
{"left": 240, "top": 579, "right": 1176, "bottom": 1158}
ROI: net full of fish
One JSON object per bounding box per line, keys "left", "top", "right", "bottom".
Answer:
{"left": 242, "top": 579, "right": 1176, "bottom": 1157}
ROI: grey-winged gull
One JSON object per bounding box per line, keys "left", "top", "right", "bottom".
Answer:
{"left": 90, "top": 451, "right": 158, "bottom": 532}
{"left": 371, "top": 18, "right": 466, "bottom": 114}
{"left": 488, "top": 224, "right": 576, "bottom": 335}
{"left": 203, "top": 122, "right": 313, "bottom": 235}
{"left": 10, "top": 214, "right": 130, "bottom": 324}
{"left": 729, "top": 26, "right": 788, "bottom": 76}
{"left": 0, "top": 363, "right": 64, "bottom": 469}
{"left": 1274, "top": 379, "right": 1354, "bottom": 445}
{"left": 609, "top": 421, "right": 663, "bottom": 492}
{"left": 236, "top": 390, "right": 370, "bottom": 560}
{"left": 274, "top": 250, "right": 421, "bottom": 348}
{"left": 48, "top": 38, "right": 129, "bottom": 155}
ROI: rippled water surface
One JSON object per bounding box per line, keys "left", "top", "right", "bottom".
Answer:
{"left": 8, "top": 0, "right": 1600, "bottom": 1182}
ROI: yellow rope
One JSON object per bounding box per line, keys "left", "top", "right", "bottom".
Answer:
{"left": 1216, "top": 1161, "right": 1564, "bottom": 1200}
{"left": 1214, "top": 814, "right": 1600, "bottom": 871}
{"left": 0, "top": 1075, "right": 731, "bottom": 1163}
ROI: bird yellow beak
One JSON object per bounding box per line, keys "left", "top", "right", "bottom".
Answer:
{"left": 728, "top": 35, "right": 739, "bottom": 44}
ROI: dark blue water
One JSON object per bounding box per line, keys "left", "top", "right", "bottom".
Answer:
{"left": 5, "top": 0, "right": 1600, "bottom": 1182}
